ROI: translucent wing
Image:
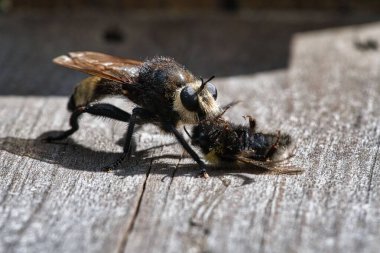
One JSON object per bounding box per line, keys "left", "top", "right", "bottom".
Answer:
{"left": 53, "top": 51, "right": 143, "bottom": 83}
{"left": 236, "top": 152, "right": 303, "bottom": 174}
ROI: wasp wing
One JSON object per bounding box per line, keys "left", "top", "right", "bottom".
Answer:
{"left": 236, "top": 151, "right": 303, "bottom": 174}
{"left": 53, "top": 51, "right": 142, "bottom": 83}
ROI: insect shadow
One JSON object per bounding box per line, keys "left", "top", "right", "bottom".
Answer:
{"left": 0, "top": 131, "right": 291, "bottom": 179}
{"left": 0, "top": 132, "right": 184, "bottom": 176}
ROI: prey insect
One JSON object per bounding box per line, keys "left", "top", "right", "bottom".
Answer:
{"left": 46, "top": 51, "right": 220, "bottom": 177}
{"left": 187, "top": 115, "right": 302, "bottom": 173}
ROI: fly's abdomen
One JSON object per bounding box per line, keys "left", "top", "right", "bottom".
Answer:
{"left": 68, "top": 76, "right": 123, "bottom": 111}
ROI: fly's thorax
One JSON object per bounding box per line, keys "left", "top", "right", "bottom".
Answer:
{"left": 173, "top": 80, "right": 220, "bottom": 124}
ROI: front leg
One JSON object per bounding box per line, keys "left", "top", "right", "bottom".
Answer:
{"left": 166, "top": 124, "right": 209, "bottom": 178}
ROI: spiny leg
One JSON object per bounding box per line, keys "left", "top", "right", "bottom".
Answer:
{"left": 167, "top": 124, "right": 209, "bottom": 178}
{"left": 45, "top": 103, "right": 131, "bottom": 142}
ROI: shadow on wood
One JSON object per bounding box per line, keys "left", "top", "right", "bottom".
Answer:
{"left": 0, "top": 132, "right": 296, "bottom": 180}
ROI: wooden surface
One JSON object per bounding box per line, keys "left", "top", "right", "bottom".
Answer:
{"left": 1, "top": 11, "right": 380, "bottom": 253}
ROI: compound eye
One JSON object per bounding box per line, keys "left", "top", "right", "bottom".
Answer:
{"left": 206, "top": 82, "right": 217, "bottom": 100}
{"left": 180, "top": 86, "right": 199, "bottom": 111}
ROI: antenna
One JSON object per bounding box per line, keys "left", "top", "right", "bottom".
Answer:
{"left": 198, "top": 75, "right": 215, "bottom": 93}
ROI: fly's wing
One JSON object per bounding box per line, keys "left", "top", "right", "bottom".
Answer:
{"left": 236, "top": 151, "right": 303, "bottom": 174}
{"left": 53, "top": 51, "right": 142, "bottom": 83}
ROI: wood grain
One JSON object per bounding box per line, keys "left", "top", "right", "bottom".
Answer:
{"left": 1, "top": 14, "right": 380, "bottom": 253}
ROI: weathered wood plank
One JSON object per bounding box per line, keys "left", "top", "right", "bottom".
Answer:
{"left": 0, "top": 97, "right": 151, "bottom": 252}
{"left": 121, "top": 23, "right": 380, "bottom": 253}
{"left": 282, "top": 23, "right": 380, "bottom": 253}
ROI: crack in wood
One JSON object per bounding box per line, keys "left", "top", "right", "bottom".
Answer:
{"left": 116, "top": 159, "right": 153, "bottom": 253}
{"left": 366, "top": 135, "right": 380, "bottom": 204}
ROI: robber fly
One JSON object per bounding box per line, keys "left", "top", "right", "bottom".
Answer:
{"left": 46, "top": 52, "right": 220, "bottom": 177}
{"left": 187, "top": 115, "right": 301, "bottom": 173}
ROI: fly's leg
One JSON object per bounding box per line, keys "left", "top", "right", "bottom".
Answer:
{"left": 101, "top": 107, "right": 154, "bottom": 171}
{"left": 166, "top": 124, "right": 209, "bottom": 178}
{"left": 45, "top": 103, "right": 131, "bottom": 142}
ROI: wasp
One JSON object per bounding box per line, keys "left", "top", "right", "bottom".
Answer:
{"left": 187, "top": 115, "right": 301, "bottom": 173}
{"left": 46, "top": 52, "right": 220, "bottom": 177}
